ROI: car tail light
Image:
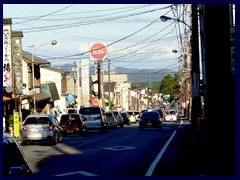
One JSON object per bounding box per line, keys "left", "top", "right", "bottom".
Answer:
{"left": 22, "top": 126, "right": 26, "bottom": 131}
{"left": 95, "top": 116, "right": 102, "bottom": 120}
{"left": 49, "top": 125, "right": 54, "bottom": 130}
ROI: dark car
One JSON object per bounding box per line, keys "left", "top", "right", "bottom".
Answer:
{"left": 60, "top": 114, "right": 87, "bottom": 136}
{"left": 3, "top": 133, "right": 32, "bottom": 176}
{"left": 139, "top": 111, "right": 162, "bottom": 130}
{"left": 121, "top": 112, "right": 130, "bottom": 125}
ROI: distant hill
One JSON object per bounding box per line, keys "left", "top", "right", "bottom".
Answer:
{"left": 55, "top": 64, "right": 177, "bottom": 83}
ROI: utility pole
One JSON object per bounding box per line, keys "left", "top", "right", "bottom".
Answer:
{"left": 203, "top": 4, "right": 234, "bottom": 175}
{"left": 77, "top": 60, "right": 80, "bottom": 108}
{"left": 97, "top": 60, "right": 102, "bottom": 101}
{"left": 108, "top": 59, "right": 110, "bottom": 107}
{"left": 190, "top": 4, "right": 201, "bottom": 135}
{"left": 72, "top": 61, "right": 77, "bottom": 107}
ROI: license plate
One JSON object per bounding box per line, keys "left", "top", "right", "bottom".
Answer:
{"left": 31, "top": 129, "right": 40, "bottom": 132}
{"left": 67, "top": 130, "right": 73, "bottom": 133}
{"left": 147, "top": 123, "right": 152, "bottom": 126}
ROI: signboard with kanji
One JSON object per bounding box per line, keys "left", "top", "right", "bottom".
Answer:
{"left": 3, "top": 20, "right": 12, "bottom": 92}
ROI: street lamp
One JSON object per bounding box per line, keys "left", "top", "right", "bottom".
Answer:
{"left": 29, "top": 40, "right": 57, "bottom": 112}
{"left": 160, "top": 15, "right": 192, "bottom": 30}
{"left": 160, "top": 5, "right": 201, "bottom": 133}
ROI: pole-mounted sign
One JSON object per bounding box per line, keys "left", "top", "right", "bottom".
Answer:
{"left": 90, "top": 42, "right": 107, "bottom": 60}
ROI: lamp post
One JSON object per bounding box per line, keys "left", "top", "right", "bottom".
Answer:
{"left": 160, "top": 6, "right": 202, "bottom": 132}
{"left": 29, "top": 40, "right": 57, "bottom": 112}
{"left": 160, "top": 15, "right": 192, "bottom": 30}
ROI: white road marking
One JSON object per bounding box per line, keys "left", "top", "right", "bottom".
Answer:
{"left": 54, "top": 171, "right": 98, "bottom": 176}
{"left": 103, "top": 146, "right": 136, "bottom": 151}
{"left": 145, "top": 130, "right": 177, "bottom": 176}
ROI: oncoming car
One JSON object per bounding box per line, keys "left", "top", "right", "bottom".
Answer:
{"left": 139, "top": 111, "right": 162, "bottom": 130}
{"left": 21, "top": 114, "right": 63, "bottom": 146}
{"left": 164, "top": 109, "right": 178, "bottom": 121}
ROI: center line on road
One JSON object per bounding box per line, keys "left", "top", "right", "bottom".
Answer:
{"left": 145, "top": 130, "right": 177, "bottom": 176}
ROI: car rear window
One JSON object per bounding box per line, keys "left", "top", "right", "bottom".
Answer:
{"left": 142, "top": 112, "right": 159, "bottom": 117}
{"left": 127, "top": 111, "right": 133, "bottom": 115}
{"left": 61, "top": 115, "right": 79, "bottom": 121}
{"left": 121, "top": 113, "right": 127, "bottom": 118}
{"left": 25, "top": 117, "right": 51, "bottom": 125}
{"left": 79, "top": 107, "right": 100, "bottom": 115}
{"left": 105, "top": 112, "right": 112, "bottom": 117}
{"left": 167, "top": 111, "right": 176, "bottom": 115}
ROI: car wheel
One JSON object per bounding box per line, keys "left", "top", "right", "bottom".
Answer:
{"left": 21, "top": 141, "right": 27, "bottom": 146}
{"left": 52, "top": 134, "right": 57, "bottom": 145}
{"left": 58, "top": 134, "right": 64, "bottom": 143}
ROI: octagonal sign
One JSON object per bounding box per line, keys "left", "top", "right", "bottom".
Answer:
{"left": 90, "top": 42, "right": 107, "bottom": 60}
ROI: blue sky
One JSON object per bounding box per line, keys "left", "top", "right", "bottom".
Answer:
{"left": 3, "top": 4, "right": 190, "bottom": 71}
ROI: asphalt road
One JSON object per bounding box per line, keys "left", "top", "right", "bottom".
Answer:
{"left": 20, "top": 121, "right": 190, "bottom": 176}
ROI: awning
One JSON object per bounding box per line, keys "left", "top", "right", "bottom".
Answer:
{"left": 3, "top": 94, "right": 31, "bottom": 102}
{"left": 34, "top": 93, "right": 51, "bottom": 102}
{"left": 41, "top": 83, "right": 60, "bottom": 101}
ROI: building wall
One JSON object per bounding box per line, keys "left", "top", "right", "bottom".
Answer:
{"left": 41, "top": 68, "right": 66, "bottom": 112}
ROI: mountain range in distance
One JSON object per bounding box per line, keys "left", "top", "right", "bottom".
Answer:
{"left": 55, "top": 63, "right": 177, "bottom": 83}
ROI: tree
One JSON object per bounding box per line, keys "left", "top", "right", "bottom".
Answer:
{"left": 159, "top": 74, "right": 179, "bottom": 102}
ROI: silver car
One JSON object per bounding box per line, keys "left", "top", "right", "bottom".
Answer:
{"left": 79, "top": 106, "right": 108, "bottom": 132}
{"left": 21, "top": 114, "right": 63, "bottom": 146}
{"left": 105, "top": 111, "right": 118, "bottom": 127}
{"left": 106, "top": 110, "right": 124, "bottom": 128}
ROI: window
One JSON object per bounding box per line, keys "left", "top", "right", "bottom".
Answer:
{"left": 80, "top": 107, "right": 100, "bottom": 115}
{"left": 25, "top": 117, "right": 51, "bottom": 125}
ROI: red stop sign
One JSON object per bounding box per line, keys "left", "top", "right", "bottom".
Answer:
{"left": 90, "top": 43, "right": 107, "bottom": 60}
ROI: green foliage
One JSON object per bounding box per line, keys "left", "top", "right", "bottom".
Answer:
{"left": 159, "top": 74, "right": 179, "bottom": 102}
{"left": 109, "top": 101, "right": 114, "bottom": 110}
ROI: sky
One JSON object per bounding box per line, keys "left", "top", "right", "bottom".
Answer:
{"left": 3, "top": 4, "right": 191, "bottom": 72}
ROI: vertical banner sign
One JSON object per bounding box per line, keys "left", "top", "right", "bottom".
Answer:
{"left": 3, "top": 19, "right": 13, "bottom": 93}
{"left": 230, "top": 27, "right": 235, "bottom": 74}
{"left": 90, "top": 42, "right": 107, "bottom": 60}
{"left": 13, "top": 112, "right": 20, "bottom": 138}
{"left": 81, "top": 59, "right": 90, "bottom": 105}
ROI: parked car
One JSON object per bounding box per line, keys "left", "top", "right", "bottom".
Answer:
{"left": 126, "top": 110, "right": 137, "bottom": 124}
{"left": 3, "top": 133, "right": 32, "bottom": 176}
{"left": 60, "top": 114, "right": 87, "bottom": 136}
{"left": 106, "top": 110, "right": 124, "bottom": 128}
{"left": 121, "top": 112, "right": 130, "bottom": 125}
{"left": 139, "top": 111, "right": 162, "bottom": 130}
{"left": 105, "top": 111, "right": 117, "bottom": 127}
{"left": 79, "top": 106, "right": 108, "bottom": 132}
{"left": 164, "top": 109, "right": 178, "bottom": 121}
{"left": 21, "top": 114, "right": 63, "bottom": 146}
